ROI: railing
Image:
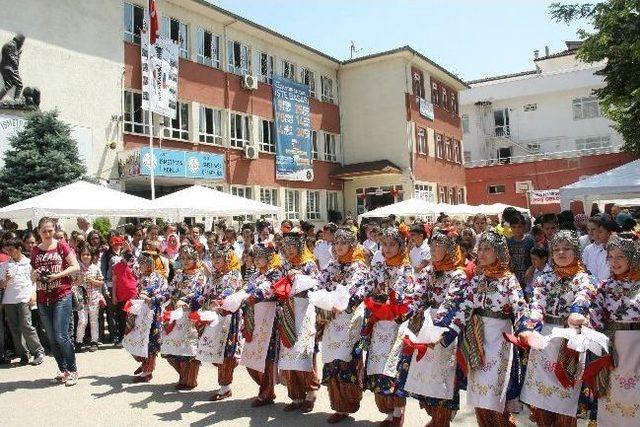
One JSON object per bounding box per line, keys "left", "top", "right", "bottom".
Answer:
{"left": 464, "top": 145, "right": 623, "bottom": 168}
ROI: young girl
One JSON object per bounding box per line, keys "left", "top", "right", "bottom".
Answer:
{"left": 74, "top": 244, "right": 104, "bottom": 352}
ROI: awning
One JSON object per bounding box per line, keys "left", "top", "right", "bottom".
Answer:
{"left": 331, "top": 160, "right": 402, "bottom": 179}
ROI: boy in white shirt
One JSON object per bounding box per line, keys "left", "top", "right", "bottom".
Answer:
{"left": 582, "top": 213, "right": 620, "bottom": 282}
{"left": 1, "top": 238, "right": 44, "bottom": 365}
{"left": 408, "top": 223, "right": 431, "bottom": 273}
{"left": 314, "top": 222, "right": 336, "bottom": 270}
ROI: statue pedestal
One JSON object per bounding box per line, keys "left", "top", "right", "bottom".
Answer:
{"left": 0, "top": 99, "right": 38, "bottom": 111}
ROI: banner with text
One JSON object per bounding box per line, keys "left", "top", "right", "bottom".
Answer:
{"left": 273, "top": 75, "right": 313, "bottom": 182}
{"left": 119, "top": 147, "right": 224, "bottom": 180}
{"left": 530, "top": 189, "right": 560, "bottom": 205}
{"left": 141, "top": 30, "right": 179, "bottom": 119}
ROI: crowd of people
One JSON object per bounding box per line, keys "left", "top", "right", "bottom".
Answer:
{"left": 0, "top": 204, "right": 639, "bottom": 426}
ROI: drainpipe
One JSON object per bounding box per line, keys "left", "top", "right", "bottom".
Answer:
{"left": 337, "top": 62, "right": 346, "bottom": 219}
{"left": 223, "top": 19, "right": 237, "bottom": 186}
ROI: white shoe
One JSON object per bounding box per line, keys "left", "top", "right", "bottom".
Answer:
{"left": 65, "top": 371, "right": 78, "bottom": 387}
{"left": 51, "top": 372, "right": 67, "bottom": 384}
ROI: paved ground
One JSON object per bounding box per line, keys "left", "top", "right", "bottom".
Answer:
{"left": 0, "top": 346, "right": 539, "bottom": 426}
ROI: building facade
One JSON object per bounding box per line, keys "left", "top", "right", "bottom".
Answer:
{"left": 338, "top": 47, "right": 467, "bottom": 218}
{"left": 460, "top": 42, "right": 636, "bottom": 214}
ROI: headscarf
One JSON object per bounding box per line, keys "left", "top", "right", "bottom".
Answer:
{"left": 607, "top": 233, "right": 640, "bottom": 281}
{"left": 253, "top": 243, "right": 282, "bottom": 273}
{"left": 179, "top": 245, "right": 201, "bottom": 274}
{"left": 382, "top": 227, "right": 410, "bottom": 267}
{"left": 478, "top": 229, "right": 511, "bottom": 279}
{"left": 574, "top": 213, "right": 588, "bottom": 232}
{"left": 334, "top": 227, "right": 366, "bottom": 264}
{"left": 162, "top": 233, "right": 181, "bottom": 258}
{"left": 210, "top": 244, "right": 241, "bottom": 273}
{"left": 283, "top": 228, "right": 316, "bottom": 267}
{"left": 431, "top": 227, "right": 465, "bottom": 272}
{"left": 549, "top": 230, "right": 585, "bottom": 279}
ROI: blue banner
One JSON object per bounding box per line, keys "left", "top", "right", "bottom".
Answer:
{"left": 273, "top": 75, "right": 313, "bottom": 181}
{"left": 138, "top": 147, "right": 224, "bottom": 180}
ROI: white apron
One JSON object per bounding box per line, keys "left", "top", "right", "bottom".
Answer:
{"left": 520, "top": 321, "right": 586, "bottom": 416}
{"left": 240, "top": 302, "right": 277, "bottom": 373}
{"left": 278, "top": 297, "right": 316, "bottom": 372}
{"left": 598, "top": 330, "right": 640, "bottom": 427}
{"left": 366, "top": 320, "right": 408, "bottom": 377}
{"left": 160, "top": 313, "right": 198, "bottom": 357}
{"left": 122, "top": 301, "right": 155, "bottom": 359}
{"left": 196, "top": 312, "right": 232, "bottom": 364}
{"left": 320, "top": 305, "right": 364, "bottom": 365}
{"left": 466, "top": 316, "right": 514, "bottom": 412}
{"left": 404, "top": 308, "right": 457, "bottom": 400}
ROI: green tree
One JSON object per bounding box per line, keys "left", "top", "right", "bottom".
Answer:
{"left": 0, "top": 110, "right": 87, "bottom": 205}
{"left": 550, "top": 1, "right": 640, "bottom": 153}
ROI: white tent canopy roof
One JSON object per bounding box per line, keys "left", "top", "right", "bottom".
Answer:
{"left": 358, "top": 198, "right": 528, "bottom": 219}
{"left": 560, "top": 160, "right": 640, "bottom": 209}
{"left": 0, "top": 181, "right": 160, "bottom": 220}
{"left": 150, "top": 185, "right": 281, "bottom": 218}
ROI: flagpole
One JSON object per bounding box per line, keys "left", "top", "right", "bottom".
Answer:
{"left": 147, "top": 27, "right": 155, "bottom": 200}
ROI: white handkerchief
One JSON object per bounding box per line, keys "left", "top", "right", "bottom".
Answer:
{"left": 169, "top": 307, "right": 184, "bottom": 321}
{"left": 198, "top": 310, "right": 219, "bottom": 322}
{"left": 308, "top": 285, "right": 350, "bottom": 312}
{"left": 221, "top": 290, "right": 249, "bottom": 313}
{"left": 414, "top": 313, "right": 448, "bottom": 344}
{"left": 292, "top": 274, "right": 318, "bottom": 294}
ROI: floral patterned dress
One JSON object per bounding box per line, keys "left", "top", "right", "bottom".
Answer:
{"left": 589, "top": 277, "right": 640, "bottom": 426}
{"left": 356, "top": 262, "right": 415, "bottom": 395}
{"left": 395, "top": 266, "right": 468, "bottom": 410}
{"left": 316, "top": 258, "right": 369, "bottom": 387}
{"left": 137, "top": 271, "right": 168, "bottom": 356}
{"left": 519, "top": 267, "right": 596, "bottom": 417}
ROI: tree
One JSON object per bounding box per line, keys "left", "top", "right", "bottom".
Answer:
{"left": 0, "top": 110, "right": 87, "bottom": 205}
{"left": 550, "top": 1, "right": 640, "bottom": 153}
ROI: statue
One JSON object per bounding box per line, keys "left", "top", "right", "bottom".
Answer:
{"left": 0, "top": 33, "right": 39, "bottom": 108}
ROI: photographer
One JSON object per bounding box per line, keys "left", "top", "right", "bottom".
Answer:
{"left": 31, "top": 217, "right": 80, "bottom": 386}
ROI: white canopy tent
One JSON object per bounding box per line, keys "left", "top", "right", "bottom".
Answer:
{"left": 0, "top": 181, "right": 161, "bottom": 222}
{"left": 559, "top": 160, "right": 640, "bottom": 210}
{"left": 358, "top": 198, "right": 528, "bottom": 220}
{"left": 150, "top": 185, "right": 281, "bottom": 218}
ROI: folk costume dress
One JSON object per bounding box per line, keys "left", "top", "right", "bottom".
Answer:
{"left": 357, "top": 227, "right": 415, "bottom": 425}
{"left": 279, "top": 236, "right": 321, "bottom": 410}
{"left": 197, "top": 248, "right": 244, "bottom": 400}
{"left": 396, "top": 228, "right": 469, "bottom": 427}
{"left": 315, "top": 229, "right": 369, "bottom": 418}
{"left": 241, "top": 245, "right": 284, "bottom": 405}
{"left": 161, "top": 247, "right": 207, "bottom": 389}
{"left": 519, "top": 231, "right": 597, "bottom": 426}
{"left": 589, "top": 234, "right": 640, "bottom": 427}
{"left": 123, "top": 255, "right": 167, "bottom": 382}
{"left": 455, "top": 231, "right": 528, "bottom": 427}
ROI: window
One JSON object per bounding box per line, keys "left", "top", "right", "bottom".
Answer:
{"left": 311, "top": 130, "right": 319, "bottom": 160}
{"left": 412, "top": 69, "right": 425, "bottom": 99}
{"left": 435, "top": 134, "right": 444, "bottom": 159}
{"left": 321, "top": 76, "right": 334, "bottom": 103}
{"left": 282, "top": 60, "right": 296, "bottom": 81}
{"left": 527, "top": 143, "right": 541, "bottom": 154}
{"left": 227, "top": 40, "right": 250, "bottom": 75}
{"left": 439, "top": 186, "right": 447, "bottom": 203}
{"left": 300, "top": 67, "right": 316, "bottom": 97}
{"left": 199, "top": 106, "right": 222, "bottom": 145}
{"left": 123, "top": 91, "right": 149, "bottom": 134}
{"left": 462, "top": 114, "right": 470, "bottom": 133}
{"left": 414, "top": 184, "right": 434, "bottom": 202}
{"left": 431, "top": 81, "right": 439, "bottom": 105}
{"left": 324, "top": 133, "right": 337, "bottom": 162}
{"left": 575, "top": 136, "right": 611, "bottom": 151}
{"left": 573, "top": 96, "right": 601, "bottom": 120}
{"left": 260, "top": 188, "right": 278, "bottom": 206}
{"left": 163, "top": 101, "right": 189, "bottom": 140}
{"left": 445, "top": 138, "right": 452, "bottom": 161}
{"left": 449, "top": 188, "right": 456, "bottom": 204}
{"left": 306, "top": 191, "right": 321, "bottom": 220}
{"left": 327, "top": 192, "right": 339, "bottom": 213}
{"left": 417, "top": 128, "right": 427, "bottom": 154}
{"left": 488, "top": 184, "right": 506, "bottom": 194}
{"left": 497, "top": 147, "right": 512, "bottom": 164}
{"left": 285, "top": 189, "right": 300, "bottom": 220}
{"left": 463, "top": 151, "right": 472, "bottom": 164}
{"left": 123, "top": 3, "right": 145, "bottom": 44}
{"left": 453, "top": 140, "right": 462, "bottom": 163}
{"left": 259, "top": 119, "right": 275, "bottom": 153}
{"left": 450, "top": 92, "right": 458, "bottom": 114}
{"left": 231, "top": 186, "right": 252, "bottom": 199}
{"left": 258, "top": 52, "right": 274, "bottom": 84}
{"left": 196, "top": 28, "right": 220, "bottom": 68}
{"left": 440, "top": 86, "right": 448, "bottom": 110}
{"left": 458, "top": 188, "right": 465, "bottom": 204}
{"left": 523, "top": 103, "right": 537, "bottom": 112}
{"left": 161, "top": 17, "right": 188, "bottom": 58}
{"left": 229, "top": 113, "right": 250, "bottom": 148}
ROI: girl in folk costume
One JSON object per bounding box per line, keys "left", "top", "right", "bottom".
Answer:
{"left": 396, "top": 227, "right": 468, "bottom": 427}
{"left": 161, "top": 246, "right": 207, "bottom": 390}
{"left": 356, "top": 227, "right": 415, "bottom": 427}
{"left": 241, "top": 243, "right": 284, "bottom": 407}
{"left": 197, "top": 244, "right": 244, "bottom": 401}
{"left": 278, "top": 229, "right": 321, "bottom": 413}
{"left": 314, "top": 227, "right": 369, "bottom": 424}
{"left": 518, "top": 230, "right": 597, "bottom": 426}
{"left": 588, "top": 233, "right": 640, "bottom": 426}
{"left": 123, "top": 251, "right": 168, "bottom": 383}
{"left": 455, "top": 230, "right": 528, "bottom": 427}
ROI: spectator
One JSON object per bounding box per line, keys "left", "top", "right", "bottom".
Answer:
{"left": 314, "top": 222, "right": 336, "bottom": 270}
{"left": 408, "top": 223, "right": 431, "bottom": 273}
{"left": 617, "top": 212, "right": 637, "bottom": 232}
{"left": 1, "top": 238, "right": 45, "bottom": 365}
{"left": 582, "top": 213, "right": 620, "bottom": 281}
{"left": 76, "top": 217, "right": 93, "bottom": 235}
{"left": 523, "top": 245, "right": 548, "bottom": 300}
{"left": 190, "top": 225, "right": 207, "bottom": 247}
{"left": 540, "top": 213, "right": 559, "bottom": 245}
{"left": 111, "top": 248, "right": 138, "bottom": 347}
{"left": 73, "top": 244, "right": 104, "bottom": 352}
{"left": 507, "top": 214, "right": 535, "bottom": 289}
{"left": 100, "top": 234, "right": 123, "bottom": 343}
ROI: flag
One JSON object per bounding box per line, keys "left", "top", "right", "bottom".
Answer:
{"left": 148, "top": 0, "right": 159, "bottom": 45}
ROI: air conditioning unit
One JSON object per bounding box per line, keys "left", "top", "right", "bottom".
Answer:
{"left": 241, "top": 74, "right": 258, "bottom": 90}
{"left": 243, "top": 145, "right": 259, "bottom": 160}
{"left": 515, "top": 180, "right": 533, "bottom": 194}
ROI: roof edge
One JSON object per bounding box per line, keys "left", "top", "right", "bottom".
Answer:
{"left": 467, "top": 69, "right": 539, "bottom": 85}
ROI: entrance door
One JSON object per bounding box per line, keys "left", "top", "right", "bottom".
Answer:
{"left": 493, "top": 108, "right": 510, "bottom": 137}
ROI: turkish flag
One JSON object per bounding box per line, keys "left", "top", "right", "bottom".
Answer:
{"left": 148, "top": 0, "right": 159, "bottom": 45}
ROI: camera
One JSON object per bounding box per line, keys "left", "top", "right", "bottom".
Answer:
{"left": 40, "top": 269, "right": 51, "bottom": 282}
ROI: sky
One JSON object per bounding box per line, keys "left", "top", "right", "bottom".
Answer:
{"left": 209, "top": 0, "right": 594, "bottom": 81}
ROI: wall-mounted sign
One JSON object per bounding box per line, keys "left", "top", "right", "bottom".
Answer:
{"left": 118, "top": 147, "right": 224, "bottom": 180}
{"left": 419, "top": 98, "right": 434, "bottom": 120}
{"left": 530, "top": 189, "right": 560, "bottom": 205}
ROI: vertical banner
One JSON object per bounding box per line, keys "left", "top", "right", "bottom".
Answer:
{"left": 141, "top": 29, "right": 179, "bottom": 119}
{"left": 273, "top": 75, "right": 313, "bottom": 182}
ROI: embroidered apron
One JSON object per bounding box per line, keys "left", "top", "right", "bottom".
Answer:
{"left": 367, "top": 320, "right": 408, "bottom": 377}
{"left": 196, "top": 312, "right": 233, "bottom": 364}
{"left": 278, "top": 297, "right": 316, "bottom": 372}
{"left": 240, "top": 301, "right": 277, "bottom": 373}
{"left": 161, "top": 314, "right": 198, "bottom": 357}
{"left": 122, "top": 300, "right": 155, "bottom": 359}
{"left": 321, "top": 304, "right": 364, "bottom": 365}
